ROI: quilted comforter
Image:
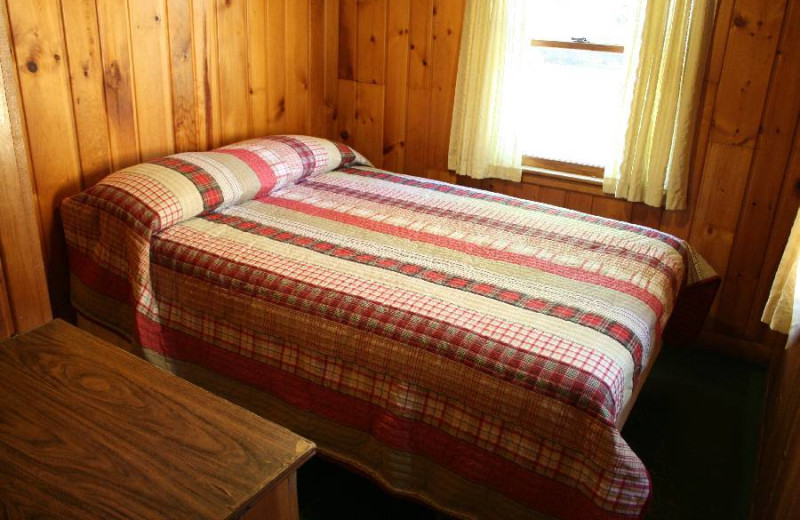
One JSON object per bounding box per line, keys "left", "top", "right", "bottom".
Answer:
{"left": 62, "top": 136, "right": 716, "bottom": 520}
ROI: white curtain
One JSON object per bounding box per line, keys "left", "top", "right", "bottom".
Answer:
{"left": 448, "top": 0, "right": 527, "bottom": 181}
{"left": 605, "top": 0, "right": 716, "bottom": 210}
{"left": 763, "top": 208, "right": 800, "bottom": 348}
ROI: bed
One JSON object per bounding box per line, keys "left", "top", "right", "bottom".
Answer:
{"left": 62, "top": 136, "right": 718, "bottom": 520}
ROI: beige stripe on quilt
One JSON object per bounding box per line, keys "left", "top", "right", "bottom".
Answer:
{"left": 183, "top": 151, "right": 263, "bottom": 205}
{"left": 106, "top": 163, "right": 205, "bottom": 222}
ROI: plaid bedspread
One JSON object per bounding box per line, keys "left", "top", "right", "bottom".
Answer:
{"left": 62, "top": 136, "right": 716, "bottom": 520}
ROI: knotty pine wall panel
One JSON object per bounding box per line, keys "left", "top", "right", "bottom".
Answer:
{"left": 5, "top": 0, "right": 330, "bottom": 315}
{"left": 326, "top": 0, "right": 800, "bottom": 353}
{"left": 6, "top": 0, "right": 800, "bottom": 354}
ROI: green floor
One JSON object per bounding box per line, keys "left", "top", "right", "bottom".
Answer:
{"left": 297, "top": 345, "right": 766, "bottom": 519}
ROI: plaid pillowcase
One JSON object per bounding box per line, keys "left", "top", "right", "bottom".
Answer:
{"left": 73, "top": 136, "right": 370, "bottom": 237}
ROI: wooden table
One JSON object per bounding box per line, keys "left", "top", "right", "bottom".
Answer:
{"left": 0, "top": 320, "right": 315, "bottom": 519}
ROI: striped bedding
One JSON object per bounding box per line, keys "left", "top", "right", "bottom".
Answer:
{"left": 62, "top": 136, "right": 716, "bottom": 520}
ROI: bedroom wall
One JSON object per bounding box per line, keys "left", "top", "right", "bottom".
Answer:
{"left": 327, "top": 0, "right": 800, "bottom": 355}
{"left": 3, "top": 0, "right": 798, "bottom": 356}
{"left": 4, "top": 0, "right": 338, "bottom": 315}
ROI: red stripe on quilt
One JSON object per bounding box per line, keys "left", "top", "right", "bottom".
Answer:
{"left": 261, "top": 196, "right": 666, "bottom": 318}
{"left": 214, "top": 149, "right": 278, "bottom": 198}
{"left": 267, "top": 136, "right": 317, "bottom": 178}
{"left": 150, "top": 156, "right": 224, "bottom": 211}
{"left": 334, "top": 142, "right": 358, "bottom": 168}
{"left": 137, "top": 316, "right": 648, "bottom": 520}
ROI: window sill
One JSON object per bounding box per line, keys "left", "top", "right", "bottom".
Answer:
{"left": 521, "top": 166, "right": 605, "bottom": 195}
{"left": 522, "top": 166, "right": 602, "bottom": 185}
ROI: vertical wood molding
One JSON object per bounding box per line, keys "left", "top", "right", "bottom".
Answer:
{"left": 0, "top": 0, "right": 51, "bottom": 334}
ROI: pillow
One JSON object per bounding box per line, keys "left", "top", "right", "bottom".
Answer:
{"left": 70, "top": 136, "right": 369, "bottom": 237}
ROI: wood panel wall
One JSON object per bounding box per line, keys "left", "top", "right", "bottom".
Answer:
{"left": 5, "top": 0, "right": 336, "bottom": 315}
{"left": 4, "top": 0, "right": 799, "bottom": 355}
{"left": 328, "top": 0, "right": 800, "bottom": 354}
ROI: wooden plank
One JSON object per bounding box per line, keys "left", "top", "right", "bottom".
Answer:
{"left": 0, "top": 259, "right": 13, "bottom": 338}
{"left": 707, "top": 0, "right": 737, "bottom": 84}
{"left": 167, "top": 0, "right": 200, "bottom": 152}
{"left": 688, "top": 143, "right": 755, "bottom": 275}
{"left": 322, "top": 0, "right": 340, "bottom": 139}
{"left": 308, "top": 0, "right": 326, "bottom": 137}
{"left": 247, "top": 0, "right": 268, "bottom": 137}
{"left": 266, "top": 0, "right": 287, "bottom": 134}
{"left": 216, "top": 0, "right": 249, "bottom": 144}
{"left": 356, "top": 0, "right": 386, "bottom": 85}
{"left": 96, "top": 0, "right": 141, "bottom": 169}
{"left": 382, "top": 0, "right": 410, "bottom": 170}
{"left": 716, "top": 0, "right": 800, "bottom": 337}
{"left": 60, "top": 0, "right": 113, "bottom": 186}
{"left": 403, "top": 0, "right": 434, "bottom": 176}
{"left": 537, "top": 187, "right": 568, "bottom": 208}
{"left": 746, "top": 141, "right": 800, "bottom": 338}
{"left": 335, "top": 78, "right": 356, "bottom": 146}
{"left": 592, "top": 197, "right": 634, "bottom": 222}
{"left": 285, "top": 0, "right": 310, "bottom": 134}
{"left": 564, "top": 192, "right": 594, "bottom": 214}
{"left": 337, "top": 0, "right": 356, "bottom": 80}
{"left": 7, "top": 0, "right": 83, "bottom": 280}
{"left": 192, "top": 0, "right": 222, "bottom": 150}
{"left": 520, "top": 172, "right": 605, "bottom": 196}
{"left": 128, "top": 0, "right": 175, "bottom": 159}
{"left": 354, "top": 81, "right": 384, "bottom": 166}
{"left": 630, "top": 203, "right": 664, "bottom": 229}
{"left": 427, "top": 0, "right": 465, "bottom": 172}
{"left": 710, "top": 0, "right": 787, "bottom": 146}
{"left": 0, "top": 0, "right": 51, "bottom": 332}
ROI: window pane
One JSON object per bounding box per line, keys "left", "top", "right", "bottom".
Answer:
{"left": 521, "top": 47, "right": 626, "bottom": 168}
{"left": 526, "top": 0, "right": 637, "bottom": 46}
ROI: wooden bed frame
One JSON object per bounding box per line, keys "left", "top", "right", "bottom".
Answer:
{"left": 76, "top": 312, "right": 662, "bottom": 431}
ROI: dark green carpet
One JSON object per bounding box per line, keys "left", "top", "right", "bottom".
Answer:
{"left": 297, "top": 345, "right": 766, "bottom": 519}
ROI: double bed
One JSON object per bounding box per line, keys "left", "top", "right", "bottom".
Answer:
{"left": 62, "top": 136, "right": 717, "bottom": 520}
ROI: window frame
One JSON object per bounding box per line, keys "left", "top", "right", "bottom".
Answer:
{"left": 523, "top": 38, "right": 627, "bottom": 183}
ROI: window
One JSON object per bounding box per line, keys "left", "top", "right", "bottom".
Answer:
{"left": 520, "top": 0, "right": 639, "bottom": 180}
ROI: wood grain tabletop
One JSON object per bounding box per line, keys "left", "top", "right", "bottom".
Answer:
{"left": 0, "top": 320, "right": 315, "bottom": 519}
